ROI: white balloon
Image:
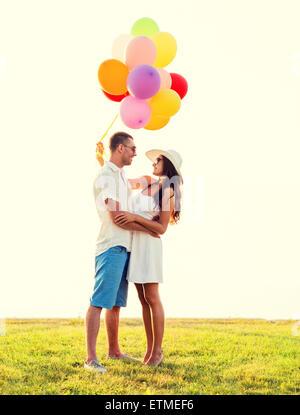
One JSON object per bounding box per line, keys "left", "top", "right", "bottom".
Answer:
{"left": 112, "top": 34, "right": 134, "bottom": 62}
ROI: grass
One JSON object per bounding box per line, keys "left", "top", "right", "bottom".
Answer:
{"left": 0, "top": 318, "right": 299, "bottom": 395}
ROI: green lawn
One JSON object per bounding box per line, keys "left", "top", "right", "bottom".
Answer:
{"left": 0, "top": 318, "right": 299, "bottom": 395}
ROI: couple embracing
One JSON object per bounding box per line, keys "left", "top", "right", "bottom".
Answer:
{"left": 84, "top": 132, "right": 183, "bottom": 373}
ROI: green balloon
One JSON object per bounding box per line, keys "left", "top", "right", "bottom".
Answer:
{"left": 131, "top": 17, "right": 160, "bottom": 37}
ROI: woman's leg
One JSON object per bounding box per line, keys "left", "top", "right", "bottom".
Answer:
{"left": 135, "top": 283, "right": 153, "bottom": 363}
{"left": 143, "top": 283, "right": 164, "bottom": 365}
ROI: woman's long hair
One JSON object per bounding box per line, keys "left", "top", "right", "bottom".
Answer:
{"left": 147, "top": 156, "right": 183, "bottom": 224}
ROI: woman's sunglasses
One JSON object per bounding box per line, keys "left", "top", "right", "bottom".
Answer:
{"left": 154, "top": 157, "right": 162, "bottom": 165}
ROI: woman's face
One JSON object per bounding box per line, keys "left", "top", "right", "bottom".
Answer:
{"left": 152, "top": 155, "right": 164, "bottom": 176}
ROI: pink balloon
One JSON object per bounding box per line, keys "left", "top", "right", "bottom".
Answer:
{"left": 157, "top": 68, "right": 172, "bottom": 89}
{"left": 120, "top": 96, "right": 152, "bottom": 129}
{"left": 125, "top": 36, "right": 157, "bottom": 70}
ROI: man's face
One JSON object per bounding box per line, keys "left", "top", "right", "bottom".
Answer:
{"left": 121, "top": 138, "right": 137, "bottom": 166}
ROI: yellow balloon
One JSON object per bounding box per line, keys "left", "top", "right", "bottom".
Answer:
{"left": 144, "top": 113, "right": 170, "bottom": 130}
{"left": 150, "top": 89, "right": 181, "bottom": 117}
{"left": 151, "top": 32, "right": 177, "bottom": 68}
{"left": 98, "top": 59, "right": 129, "bottom": 95}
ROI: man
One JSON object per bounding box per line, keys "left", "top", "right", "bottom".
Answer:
{"left": 84, "top": 131, "right": 158, "bottom": 373}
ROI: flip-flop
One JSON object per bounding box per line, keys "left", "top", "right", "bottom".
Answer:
{"left": 146, "top": 353, "right": 163, "bottom": 367}
{"left": 107, "top": 353, "right": 140, "bottom": 362}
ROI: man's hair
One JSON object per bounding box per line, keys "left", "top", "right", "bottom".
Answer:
{"left": 109, "top": 132, "right": 133, "bottom": 152}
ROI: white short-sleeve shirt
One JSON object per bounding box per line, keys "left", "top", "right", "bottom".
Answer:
{"left": 94, "top": 161, "right": 133, "bottom": 256}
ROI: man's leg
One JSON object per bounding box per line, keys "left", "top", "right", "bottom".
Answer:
{"left": 85, "top": 305, "right": 102, "bottom": 363}
{"left": 105, "top": 250, "right": 130, "bottom": 358}
{"left": 105, "top": 306, "right": 123, "bottom": 357}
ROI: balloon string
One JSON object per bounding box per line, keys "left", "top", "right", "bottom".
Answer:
{"left": 96, "top": 113, "right": 119, "bottom": 166}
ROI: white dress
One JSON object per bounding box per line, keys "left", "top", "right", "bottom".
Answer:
{"left": 127, "top": 191, "right": 163, "bottom": 283}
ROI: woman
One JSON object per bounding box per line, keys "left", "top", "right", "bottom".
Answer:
{"left": 114, "top": 149, "right": 183, "bottom": 367}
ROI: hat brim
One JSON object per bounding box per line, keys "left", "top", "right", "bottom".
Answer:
{"left": 145, "top": 149, "right": 183, "bottom": 182}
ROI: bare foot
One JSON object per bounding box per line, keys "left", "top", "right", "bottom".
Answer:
{"left": 146, "top": 352, "right": 163, "bottom": 367}
{"left": 107, "top": 351, "right": 123, "bottom": 358}
{"left": 143, "top": 351, "right": 152, "bottom": 364}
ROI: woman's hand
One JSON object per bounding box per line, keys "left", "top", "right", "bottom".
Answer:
{"left": 114, "top": 212, "right": 136, "bottom": 225}
{"left": 128, "top": 176, "right": 154, "bottom": 190}
{"left": 148, "top": 230, "right": 161, "bottom": 238}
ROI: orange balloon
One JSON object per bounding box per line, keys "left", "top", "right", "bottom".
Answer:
{"left": 96, "top": 141, "right": 105, "bottom": 166}
{"left": 98, "top": 59, "right": 129, "bottom": 95}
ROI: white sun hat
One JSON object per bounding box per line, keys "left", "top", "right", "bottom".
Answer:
{"left": 145, "top": 149, "right": 183, "bottom": 183}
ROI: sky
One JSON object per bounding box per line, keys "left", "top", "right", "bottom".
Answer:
{"left": 0, "top": 0, "right": 300, "bottom": 319}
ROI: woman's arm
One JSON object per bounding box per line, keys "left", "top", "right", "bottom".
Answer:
{"left": 128, "top": 176, "right": 156, "bottom": 190}
{"left": 106, "top": 198, "right": 160, "bottom": 238}
{"left": 114, "top": 190, "right": 174, "bottom": 235}
{"left": 120, "top": 221, "right": 160, "bottom": 238}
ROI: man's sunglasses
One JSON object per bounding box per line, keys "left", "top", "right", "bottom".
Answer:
{"left": 123, "top": 145, "right": 136, "bottom": 153}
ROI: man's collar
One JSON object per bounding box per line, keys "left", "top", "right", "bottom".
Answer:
{"left": 105, "top": 160, "right": 121, "bottom": 172}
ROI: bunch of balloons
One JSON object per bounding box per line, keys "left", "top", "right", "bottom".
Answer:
{"left": 97, "top": 17, "right": 188, "bottom": 130}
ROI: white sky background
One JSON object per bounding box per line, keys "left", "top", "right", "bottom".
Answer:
{"left": 0, "top": 0, "right": 300, "bottom": 319}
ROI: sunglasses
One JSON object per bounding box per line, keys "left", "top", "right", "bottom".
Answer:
{"left": 123, "top": 144, "right": 136, "bottom": 153}
{"left": 154, "top": 157, "right": 162, "bottom": 165}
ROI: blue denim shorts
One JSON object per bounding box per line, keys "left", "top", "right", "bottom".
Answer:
{"left": 90, "top": 246, "right": 130, "bottom": 310}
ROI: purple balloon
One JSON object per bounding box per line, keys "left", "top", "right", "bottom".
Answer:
{"left": 127, "top": 65, "right": 161, "bottom": 99}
